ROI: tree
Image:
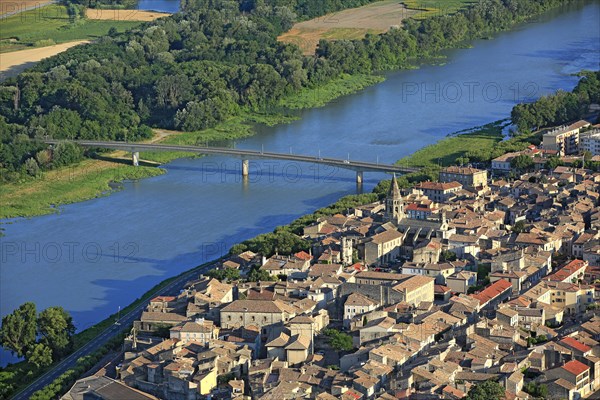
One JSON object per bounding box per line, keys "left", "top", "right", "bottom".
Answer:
{"left": 511, "top": 220, "right": 527, "bottom": 233}
{"left": 24, "top": 157, "right": 41, "bottom": 177}
{"left": 26, "top": 343, "right": 53, "bottom": 369}
{"left": 456, "top": 156, "right": 469, "bottom": 166}
{"left": 52, "top": 141, "right": 82, "bottom": 167}
{"left": 323, "top": 329, "right": 353, "bottom": 351}
{"left": 35, "top": 149, "right": 51, "bottom": 169}
{"left": 524, "top": 382, "right": 548, "bottom": 399}
{"left": 248, "top": 266, "right": 274, "bottom": 282}
{"left": 206, "top": 268, "right": 240, "bottom": 282}
{"left": 545, "top": 155, "right": 563, "bottom": 170}
{"left": 440, "top": 250, "right": 457, "bottom": 262}
{"left": 37, "top": 306, "right": 75, "bottom": 359}
{"left": 466, "top": 380, "right": 505, "bottom": 400}
{"left": 510, "top": 154, "right": 534, "bottom": 172}
{"left": 0, "top": 302, "right": 37, "bottom": 357}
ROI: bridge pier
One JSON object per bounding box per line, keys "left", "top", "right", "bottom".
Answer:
{"left": 356, "top": 171, "right": 363, "bottom": 184}
{"left": 242, "top": 159, "right": 249, "bottom": 177}
{"left": 132, "top": 152, "right": 139, "bottom": 167}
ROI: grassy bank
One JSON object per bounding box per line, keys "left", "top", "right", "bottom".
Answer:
{"left": 0, "top": 160, "right": 163, "bottom": 219}
{"left": 399, "top": 120, "right": 507, "bottom": 168}
{"left": 0, "top": 4, "right": 142, "bottom": 53}
{"left": 278, "top": 74, "right": 385, "bottom": 109}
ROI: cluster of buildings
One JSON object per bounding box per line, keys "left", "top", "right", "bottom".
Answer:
{"left": 542, "top": 120, "right": 600, "bottom": 157}
{"left": 63, "top": 122, "right": 600, "bottom": 400}
{"left": 492, "top": 120, "right": 600, "bottom": 175}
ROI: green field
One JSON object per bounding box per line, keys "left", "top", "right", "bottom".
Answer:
{"left": 0, "top": 4, "right": 142, "bottom": 52}
{"left": 403, "top": 0, "right": 477, "bottom": 19}
{"left": 398, "top": 121, "right": 506, "bottom": 167}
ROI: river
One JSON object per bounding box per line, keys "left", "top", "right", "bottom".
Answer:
{"left": 137, "top": 0, "right": 180, "bottom": 13}
{"left": 0, "top": 1, "right": 598, "bottom": 366}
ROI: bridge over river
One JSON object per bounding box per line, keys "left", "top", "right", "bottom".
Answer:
{"left": 45, "top": 140, "right": 419, "bottom": 183}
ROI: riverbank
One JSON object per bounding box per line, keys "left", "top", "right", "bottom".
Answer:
{"left": 399, "top": 120, "right": 509, "bottom": 168}
{"left": 0, "top": 74, "right": 382, "bottom": 220}
{"left": 1, "top": 0, "right": 589, "bottom": 219}
{"left": 2, "top": 117, "right": 545, "bottom": 398}
{"left": 1, "top": 257, "right": 222, "bottom": 400}
{"left": 0, "top": 160, "right": 163, "bottom": 219}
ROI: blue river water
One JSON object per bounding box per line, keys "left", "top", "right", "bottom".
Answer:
{"left": 0, "top": 2, "right": 599, "bottom": 366}
{"left": 137, "top": 0, "right": 180, "bottom": 13}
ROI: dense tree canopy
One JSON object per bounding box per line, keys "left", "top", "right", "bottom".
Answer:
{"left": 323, "top": 328, "right": 353, "bottom": 351}
{"left": 510, "top": 154, "right": 535, "bottom": 172}
{"left": 0, "top": 302, "right": 37, "bottom": 357}
{"left": 512, "top": 71, "right": 600, "bottom": 132}
{"left": 466, "top": 380, "right": 506, "bottom": 400}
{"left": 26, "top": 343, "right": 53, "bottom": 369}
{"left": 0, "top": 0, "right": 582, "bottom": 184}
{"left": 37, "top": 306, "right": 76, "bottom": 359}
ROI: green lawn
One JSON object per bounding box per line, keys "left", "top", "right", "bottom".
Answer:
{"left": 0, "top": 4, "right": 142, "bottom": 52}
{"left": 403, "top": 0, "right": 477, "bottom": 19}
{"left": 398, "top": 121, "right": 506, "bottom": 167}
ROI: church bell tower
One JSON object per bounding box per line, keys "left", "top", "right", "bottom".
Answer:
{"left": 385, "top": 174, "right": 405, "bottom": 223}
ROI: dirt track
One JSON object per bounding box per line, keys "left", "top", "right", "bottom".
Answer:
{"left": 85, "top": 8, "right": 170, "bottom": 21}
{"left": 278, "top": 0, "right": 416, "bottom": 54}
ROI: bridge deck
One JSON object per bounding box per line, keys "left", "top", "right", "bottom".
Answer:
{"left": 44, "top": 140, "right": 419, "bottom": 174}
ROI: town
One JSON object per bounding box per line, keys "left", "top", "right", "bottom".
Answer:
{"left": 60, "top": 120, "right": 600, "bottom": 400}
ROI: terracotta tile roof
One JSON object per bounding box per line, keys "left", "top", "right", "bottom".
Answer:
{"left": 441, "top": 166, "right": 484, "bottom": 175}
{"left": 356, "top": 271, "right": 407, "bottom": 281}
{"left": 434, "top": 284, "right": 451, "bottom": 294}
{"left": 150, "top": 296, "right": 176, "bottom": 302}
{"left": 393, "top": 275, "right": 434, "bottom": 293}
{"left": 140, "top": 312, "right": 187, "bottom": 323}
{"left": 406, "top": 203, "right": 436, "bottom": 212}
{"left": 221, "top": 299, "right": 296, "bottom": 314}
{"left": 285, "top": 335, "right": 310, "bottom": 350}
{"left": 561, "top": 359, "right": 589, "bottom": 376}
{"left": 370, "top": 229, "right": 403, "bottom": 244}
{"left": 469, "top": 279, "right": 512, "bottom": 306}
{"left": 559, "top": 337, "right": 592, "bottom": 353}
{"left": 415, "top": 181, "right": 462, "bottom": 191}
{"left": 294, "top": 251, "right": 312, "bottom": 261}
{"left": 442, "top": 385, "right": 466, "bottom": 398}
{"left": 545, "top": 259, "right": 588, "bottom": 282}
{"left": 345, "top": 292, "right": 378, "bottom": 307}
{"left": 449, "top": 234, "right": 479, "bottom": 243}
